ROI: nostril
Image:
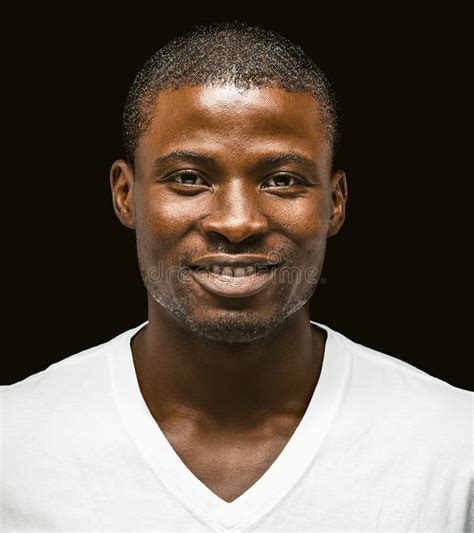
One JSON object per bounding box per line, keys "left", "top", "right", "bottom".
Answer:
{"left": 200, "top": 211, "right": 270, "bottom": 243}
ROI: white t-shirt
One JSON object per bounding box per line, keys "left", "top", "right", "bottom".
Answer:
{"left": 1, "top": 321, "right": 472, "bottom": 532}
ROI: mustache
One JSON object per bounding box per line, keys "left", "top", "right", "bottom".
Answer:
{"left": 178, "top": 244, "right": 297, "bottom": 267}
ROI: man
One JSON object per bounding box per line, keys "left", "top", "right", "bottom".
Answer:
{"left": 1, "top": 22, "right": 471, "bottom": 532}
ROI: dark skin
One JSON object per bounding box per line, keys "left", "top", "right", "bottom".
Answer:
{"left": 110, "top": 85, "right": 347, "bottom": 502}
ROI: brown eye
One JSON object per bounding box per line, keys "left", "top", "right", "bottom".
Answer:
{"left": 263, "top": 174, "right": 301, "bottom": 188}
{"left": 170, "top": 171, "right": 207, "bottom": 186}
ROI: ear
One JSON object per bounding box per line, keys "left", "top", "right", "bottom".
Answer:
{"left": 110, "top": 159, "right": 136, "bottom": 230}
{"left": 327, "top": 169, "right": 348, "bottom": 237}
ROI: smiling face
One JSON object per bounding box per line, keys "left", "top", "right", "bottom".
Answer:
{"left": 111, "top": 85, "right": 347, "bottom": 344}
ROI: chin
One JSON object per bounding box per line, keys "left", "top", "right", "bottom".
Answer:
{"left": 188, "top": 316, "right": 279, "bottom": 345}
{"left": 148, "top": 276, "right": 314, "bottom": 346}
{"left": 177, "top": 299, "right": 308, "bottom": 347}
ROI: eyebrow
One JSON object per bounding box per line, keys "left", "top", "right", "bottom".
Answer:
{"left": 259, "top": 153, "right": 319, "bottom": 173}
{"left": 153, "top": 150, "right": 319, "bottom": 174}
{"left": 153, "top": 151, "right": 215, "bottom": 172}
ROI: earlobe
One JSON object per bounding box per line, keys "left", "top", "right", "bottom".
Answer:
{"left": 109, "top": 160, "right": 136, "bottom": 230}
{"left": 328, "top": 170, "right": 348, "bottom": 237}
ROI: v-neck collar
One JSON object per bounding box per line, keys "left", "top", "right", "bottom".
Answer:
{"left": 108, "top": 319, "right": 351, "bottom": 531}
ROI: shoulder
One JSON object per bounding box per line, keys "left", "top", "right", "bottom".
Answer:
{"left": 1, "top": 338, "right": 108, "bottom": 390}
{"left": 0, "top": 324, "right": 140, "bottom": 417}
{"left": 0, "top": 340, "right": 111, "bottom": 425}
{"left": 319, "top": 322, "right": 472, "bottom": 446}
{"left": 0, "top": 324, "right": 148, "bottom": 457}
{"left": 326, "top": 323, "right": 471, "bottom": 397}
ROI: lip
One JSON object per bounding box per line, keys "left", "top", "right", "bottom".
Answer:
{"left": 189, "top": 253, "right": 280, "bottom": 269}
{"left": 190, "top": 264, "right": 279, "bottom": 298}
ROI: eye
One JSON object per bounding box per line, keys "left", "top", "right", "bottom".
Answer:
{"left": 263, "top": 174, "right": 302, "bottom": 188}
{"left": 166, "top": 171, "right": 207, "bottom": 186}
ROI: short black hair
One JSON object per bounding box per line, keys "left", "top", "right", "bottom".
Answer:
{"left": 122, "top": 21, "right": 340, "bottom": 169}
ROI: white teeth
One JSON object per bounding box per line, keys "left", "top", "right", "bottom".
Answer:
{"left": 207, "top": 265, "right": 259, "bottom": 277}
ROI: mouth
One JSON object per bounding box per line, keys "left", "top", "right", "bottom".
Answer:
{"left": 188, "top": 264, "right": 279, "bottom": 298}
{"left": 188, "top": 264, "right": 277, "bottom": 277}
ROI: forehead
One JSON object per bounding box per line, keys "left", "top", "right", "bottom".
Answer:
{"left": 135, "top": 85, "right": 331, "bottom": 173}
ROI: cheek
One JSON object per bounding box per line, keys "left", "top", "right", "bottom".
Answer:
{"left": 270, "top": 195, "right": 331, "bottom": 248}
{"left": 134, "top": 189, "right": 194, "bottom": 239}
{"left": 154, "top": 196, "right": 200, "bottom": 225}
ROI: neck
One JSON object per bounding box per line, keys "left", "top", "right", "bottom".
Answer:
{"left": 131, "top": 300, "right": 326, "bottom": 427}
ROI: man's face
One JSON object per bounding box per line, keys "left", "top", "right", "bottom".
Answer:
{"left": 112, "top": 85, "right": 346, "bottom": 344}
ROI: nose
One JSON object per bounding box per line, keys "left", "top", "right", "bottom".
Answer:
{"left": 200, "top": 179, "right": 269, "bottom": 243}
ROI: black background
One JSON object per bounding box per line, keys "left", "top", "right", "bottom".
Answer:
{"left": 3, "top": 7, "right": 471, "bottom": 390}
